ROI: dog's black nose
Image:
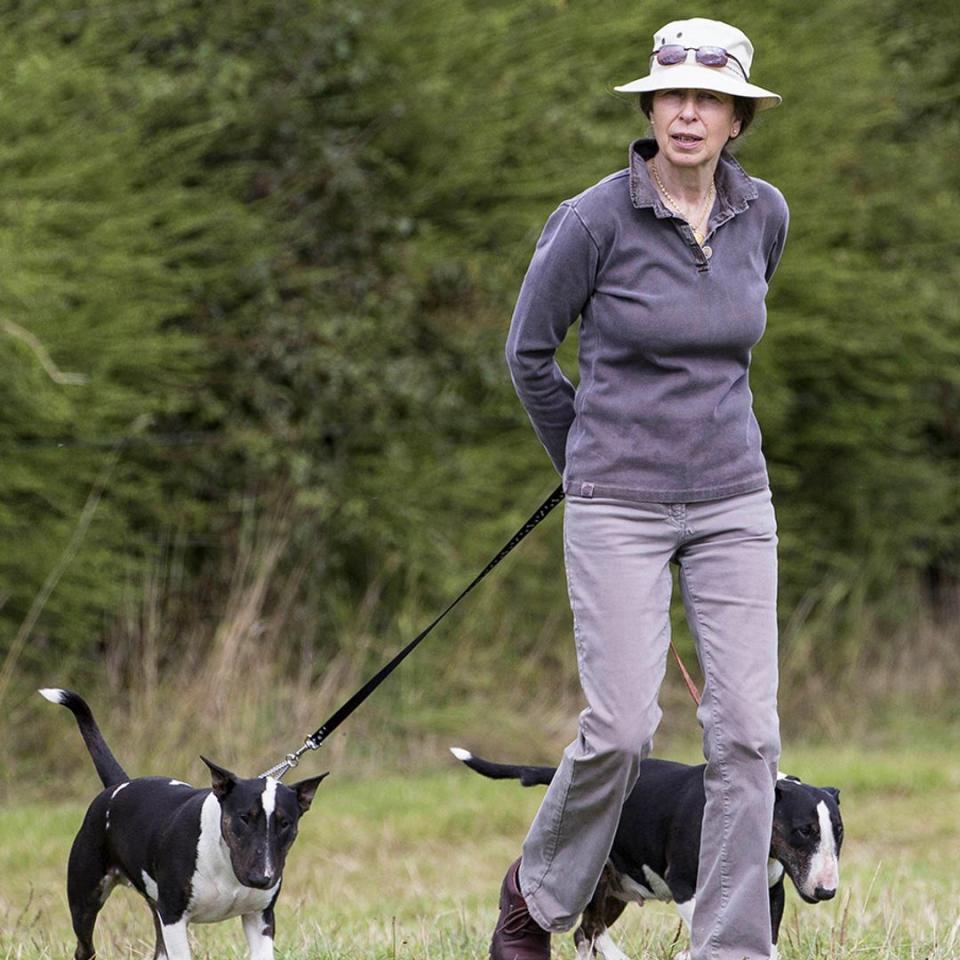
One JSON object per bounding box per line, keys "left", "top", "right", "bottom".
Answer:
{"left": 814, "top": 886, "right": 836, "bottom": 900}
{"left": 245, "top": 873, "right": 275, "bottom": 889}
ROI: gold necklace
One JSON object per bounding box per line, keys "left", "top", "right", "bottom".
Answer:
{"left": 650, "top": 159, "right": 716, "bottom": 246}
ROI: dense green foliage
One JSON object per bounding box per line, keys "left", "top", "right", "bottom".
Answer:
{"left": 1, "top": 0, "right": 958, "bottom": 683}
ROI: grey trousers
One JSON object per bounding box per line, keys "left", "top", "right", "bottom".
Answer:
{"left": 518, "top": 488, "right": 781, "bottom": 960}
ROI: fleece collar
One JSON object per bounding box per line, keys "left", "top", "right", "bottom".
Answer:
{"left": 628, "top": 138, "right": 759, "bottom": 227}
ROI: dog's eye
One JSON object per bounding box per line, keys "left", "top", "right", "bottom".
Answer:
{"left": 276, "top": 816, "right": 291, "bottom": 832}
{"left": 794, "top": 824, "right": 817, "bottom": 840}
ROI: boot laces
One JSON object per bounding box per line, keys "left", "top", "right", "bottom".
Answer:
{"left": 501, "top": 903, "right": 547, "bottom": 940}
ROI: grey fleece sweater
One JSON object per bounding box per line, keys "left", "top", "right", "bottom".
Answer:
{"left": 505, "top": 138, "right": 789, "bottom": 503}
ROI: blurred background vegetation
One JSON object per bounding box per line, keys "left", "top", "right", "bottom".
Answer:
{"left": 1, "top": 0, "right": 958, "bottom": 796}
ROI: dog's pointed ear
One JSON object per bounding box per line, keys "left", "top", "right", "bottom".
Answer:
{"left": 774, "top": 774, "right": 801, "bottom": 800}
{"left": 291, "top": 772, "right": 328, "bottom": 814}
{"left": 824, "top": 786, "right": 841, "bottom": 805}
{"left": 201, "top": 756, "right": 239, "bottom": 800}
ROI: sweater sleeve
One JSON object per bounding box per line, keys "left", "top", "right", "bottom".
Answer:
{"left": 505, "top": 202, "right": 599, "bottom": 475}
{"left": 764, "top": 191, "right": 790, "bottom": 283}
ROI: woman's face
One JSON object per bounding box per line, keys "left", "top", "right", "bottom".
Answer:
{"left": 649, "top": 88, "right": 741, "bottom": 171}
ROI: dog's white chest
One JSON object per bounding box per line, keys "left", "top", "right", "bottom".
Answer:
{"left": 189, "top": 872, "right": 276, "bottom": 924}
{"left": 187, "top": 795, "right": 279, "bottom": 923}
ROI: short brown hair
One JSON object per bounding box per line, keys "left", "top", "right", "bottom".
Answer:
{"left": 638, "top": 92, "right": 757, "bottom": 139}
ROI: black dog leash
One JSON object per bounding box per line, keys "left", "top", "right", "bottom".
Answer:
{"left": 261, "top": 484, "right": 565, "bottom": 779}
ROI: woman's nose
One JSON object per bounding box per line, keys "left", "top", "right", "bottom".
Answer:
{"left": 679, "top": 94, "right": 699, "bottom": 119}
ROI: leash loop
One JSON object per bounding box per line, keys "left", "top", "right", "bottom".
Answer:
{"left": 261, "top": 484, "right": 565, "bottom": 779}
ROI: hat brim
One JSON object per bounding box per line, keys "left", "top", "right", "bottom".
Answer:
{"left": 614, "top": 64, "right": 781, "bottom": 111}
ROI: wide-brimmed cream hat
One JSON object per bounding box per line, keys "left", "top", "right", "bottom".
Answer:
{"left": 614, "top": 18, "right": 781, "bottom": 111}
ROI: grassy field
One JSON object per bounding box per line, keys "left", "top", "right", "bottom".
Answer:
{"left": 0, "top": 736, "right": 957, "bottom": 960}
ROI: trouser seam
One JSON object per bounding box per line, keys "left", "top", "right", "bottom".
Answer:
{"left": 524, "top": 758, "right": 576, "bottom": 900}
{"left": 682, "top": 561, "right": 730, "bottom": 960}
{"left": 524, "top": 518, "right": 588, "bottom": 902}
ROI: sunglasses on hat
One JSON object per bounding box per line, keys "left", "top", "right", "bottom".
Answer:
{"left": 652, "top": 45, "right": 747, "bottom": 80}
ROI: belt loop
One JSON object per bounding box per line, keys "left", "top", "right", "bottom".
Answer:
{"left": 580, "top": 482, "right": 595, "bottom": 498}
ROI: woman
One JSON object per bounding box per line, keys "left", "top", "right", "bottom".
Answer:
{"left": 493, "top": 17, "right": 788, "bottom": 960}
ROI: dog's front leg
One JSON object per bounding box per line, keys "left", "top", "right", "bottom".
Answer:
{"left": 769, "top": 876, "right": 785, "bottom": 947}
{"left": 661, "top": 895, "right": 695, "bottom": 960}
{"left": 156, "top": 916, "right": 191, "bottom": 960}
{"left": 243, "top": 908, "right": 276, "bottom": 960}
{"left": 151, "top": 910, "right": 169, "bottom": 960}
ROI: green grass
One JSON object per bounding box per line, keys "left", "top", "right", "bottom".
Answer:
{"left": 1, "top": 740, "right": 957, "bottom": 959}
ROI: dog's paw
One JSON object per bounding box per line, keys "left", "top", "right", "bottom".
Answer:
{"left": 593, "top": 932, "right": 634, "bottom": 960}
{"left": 575, "top": 937, "right": 594, "bottom": 960}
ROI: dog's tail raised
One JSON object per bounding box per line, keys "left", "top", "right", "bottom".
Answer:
{"left": 450, "top": 747, "right": 556, "bottom": 787}
{"left": 39, "top": 688, "right": 129, "bottom": 788}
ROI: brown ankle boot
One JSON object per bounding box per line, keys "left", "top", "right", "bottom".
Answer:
{"left": 490, "top": 858, "right": 551, "bottom": 960}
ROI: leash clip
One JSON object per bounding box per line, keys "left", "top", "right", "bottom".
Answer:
{"left": 260, "top": 734, "right": 324, "bottom": 782}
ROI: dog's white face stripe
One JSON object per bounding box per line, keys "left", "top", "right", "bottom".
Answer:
{"left": 803, "top": 799, "right": 839, "bottom": 896}
{"left": 261, "top": 778, "right": 278, "bottom": 820}
{"left": 260, "top": 778, "right": 280, "bottom": 882}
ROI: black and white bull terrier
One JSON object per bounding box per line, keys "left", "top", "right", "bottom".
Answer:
{"left": 41, "top": 688, "right": 326, "bottom": 960}
{"left": 451, "top": 748, "right": 843, "bottom": 960}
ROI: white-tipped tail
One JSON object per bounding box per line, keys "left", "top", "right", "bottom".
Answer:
{"left": 39, "top": 688, "right": 67, "bottom": 704}
{"left": 450, "top": 747, "right": 472, "bottom": 762}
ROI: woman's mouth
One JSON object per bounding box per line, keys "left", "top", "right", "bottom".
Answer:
{"left": 671, "top": 133, "right": 704, "bottom": 147}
